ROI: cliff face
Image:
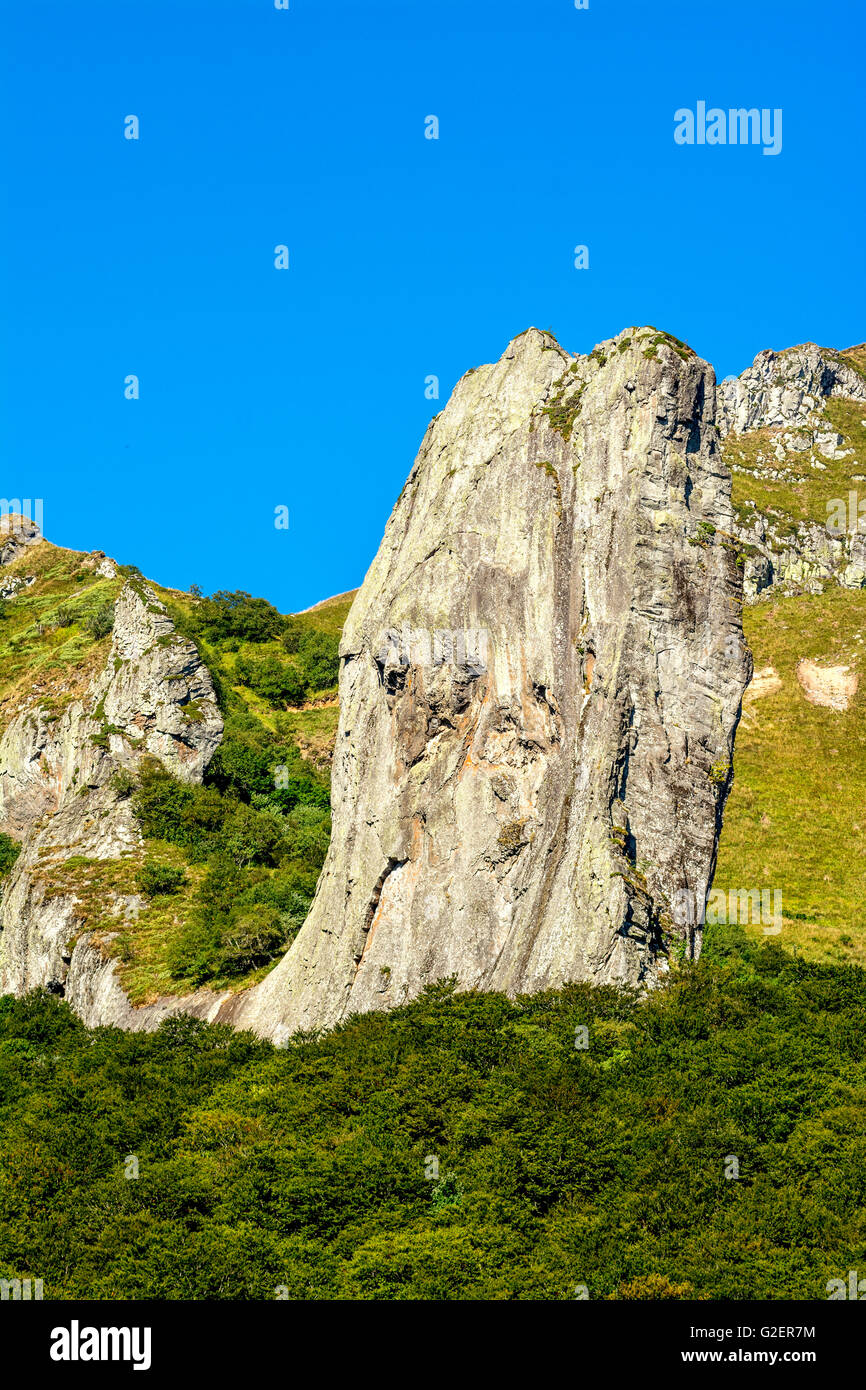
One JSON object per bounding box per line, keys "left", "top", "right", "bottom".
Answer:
{"left": 720, "top": 344, "right": 866, "bottom": 599}
{"left": 0, "top": 575, "right": 224, "bottom": 1020}
{"left": 230, "top": 327, "right": 750, "bottom": 1039}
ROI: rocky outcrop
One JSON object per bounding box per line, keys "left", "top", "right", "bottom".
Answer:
{"left": 719, "top": 344, "right": 866, "bottom": 437}
{"left": 0, "top": 514, "right": 41, "bottom": 568}
{"left": 94, "top": 581, "right": 223, "bottom": 781}
{"left": 228, "top": 326, "right": 751, "bottom": 1040}
{"left": 721, "top": 344, "right": 866, "bottom": 599}
{"left": 0, "top": 578, "right": 223, "bottom": 1004}
{"left": 738, "top": 515, "right": 866, "bottom": 601}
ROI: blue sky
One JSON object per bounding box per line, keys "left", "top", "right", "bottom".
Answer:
{"left": 2, "top": 0, "right": 864, "bottom": 611}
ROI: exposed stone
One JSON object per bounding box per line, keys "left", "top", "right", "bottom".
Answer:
{"left": 721, "top": 344, "right": 866, "bottom": 600}
{"left": 96, "top": 581, "right": 223, "bottom": 782}
{"left": 796, "top": 659, "right": 859, "bottom": 712}
{"left": 0, "top": 578, "right": 224, "bottom": 999}
{"left": 745, "top": 665, "right": 783, "bottom": 701}
{"left": 227, "top": 326, "right": 751, "bottom": 1040}
{"left": 719, "top": 344, "right": 866, "bottom": 437}
{"left": 0, "top": 514, "right": 41, "bottom": 567}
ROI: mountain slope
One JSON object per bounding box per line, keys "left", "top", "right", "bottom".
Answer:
{"left": 3, "top": 326, "right": 864, "bottom": 1035}
{"left": 721, "top": 342, "right": 866, "bottom": 597}
{"left": 0, "top": 525, "right": 337, "bottom": 1023}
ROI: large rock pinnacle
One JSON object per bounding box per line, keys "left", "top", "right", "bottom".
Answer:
{"left": 231, "top": 326, "right": 751, "bottom": 1039}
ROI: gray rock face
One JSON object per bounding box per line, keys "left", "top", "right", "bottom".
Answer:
{"left": 96, "top": 582, "right": 223, "bottom": 782}
{"left": 0, "top": 514, "right": 41, "bottom": 567}
{"left": 62, "top": 935, "right": 233, "bottom": 1032}
{"left": 0, "top": 579, "right": 223, "bottom": 1000}
{"left": 720, "top": 343, "right": 866, "bottom": 599}
{"left": 719, "top": 344, "right": 866, "bottom": 437}
{"left": 740, "top": 519, "right": 866, "bottom": 601}
{"left": 229, "top": 327, "right": 750, "bottom": 1040}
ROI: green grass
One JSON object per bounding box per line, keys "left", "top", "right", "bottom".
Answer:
{"left": 277, "top": 704, "right": 340, "bottom": 772}
{"left": 715, "top": 586, "right": 866, "bottom": 963}
{"left": 294, "top": 592, "right": 356, "bottom": 637}
{"left": 1, "top": 556, "right": 337, "bottom": 1004}
{"left": 0, "top": 542, "right": 121, "bottom": 731}
{"left": 726, "top": 398, "right": 866, "bottom": 534}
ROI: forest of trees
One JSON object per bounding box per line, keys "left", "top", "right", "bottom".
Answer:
{"left": 0, "top": 927, "right": 862, "bottom": 1300}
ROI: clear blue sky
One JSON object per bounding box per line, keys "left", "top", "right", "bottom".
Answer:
{"left": 3, "top": 0, "right": 864, "bottom": 611}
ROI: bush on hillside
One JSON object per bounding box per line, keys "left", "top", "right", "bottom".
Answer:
{"left": 194, "top": 591, "right": 284, "bottom": 645}
{"left": 0, "top": 833, "right": 21, "bottom": 878}
{"left": 136, "top": 860, "right": 186, "bottom": 897}
{"left": 84, "top": 602, "right": 115, "bottom": 639}
{"left": 234, "top": 651, "right": 307, "bottom": 708}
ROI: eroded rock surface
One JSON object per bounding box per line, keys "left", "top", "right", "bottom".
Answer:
{"left": 720, "top": 344, "right": 866, "bottom": 599}
{"left": 0, "top": 514, "right": 41, "bottom": 567}
{"left": 229, "top": 326, "right": 751, "bottom": 1039}
{"left": 796, "top": 658, "right": 859, "bottom": 712}
{"left": 719, "top": 344, "right": 866, "bottom": 437}
{"left": 0, "top": 578, "right": 223, "bottom": 1005}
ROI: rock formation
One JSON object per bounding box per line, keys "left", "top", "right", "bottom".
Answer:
{"left": 229, "top": 326, "right": 751, "bottom": 1039}
{"left": 719, "top": 343, "right": 866, "bottom": 437}
{"left": 0, "top": 570, "right": 224, "bottom": 1019}
{"left": 720, "top": 343, "right": 866, "bottom": 598}
{"left": 0, "top": 513, "right": 41, "bottom": 568}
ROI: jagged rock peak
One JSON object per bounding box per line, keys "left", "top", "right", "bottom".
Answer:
{"left": 719, "top": 342, "right": 866, "bottom": 436}
{"left": 229, "top": 325, "right": 751, "bottom": 1040}
{"left": 97, "top": 579, "right": 224, "bottom": 781}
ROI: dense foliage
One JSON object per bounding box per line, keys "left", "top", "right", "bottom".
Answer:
{"left": 179, "top": 590, "right": 341, "bottom": 709}
{"left": 130, "top": 715, "right": 331, "bottom": 986}
{"left": 193, "top": 590, "right": 285, "bottom": 645}
{"left": 110, "top": 585, "right": 340, "bottom": 992}
{"left": 0, "top": 833, "right": 21, "bottom": 879}
{"left": 0, "top": 928, "right": 862, "bottom": 1300}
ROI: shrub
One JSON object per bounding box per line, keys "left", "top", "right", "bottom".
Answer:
{"left": 217, "top": 907, "right": 288, "bottom": 976}
{"left": 297, "top": 629, "right": 339, "bottom": 691}
{"left": 281, "top": 624, "right": 340, "bottom": 692}
{"left": 53, "top": 604, "right": 75, "bottom": 628}
{"left": 136, "top": 860, "right": 187, "bottom": 897}
{"left": 132, "top": 765, "right": 226, "bottom": 859}
{"left": 235, "top": 652, "right": 307, "bottom": 708}
{"left": 0, "top": 832, "right": 21, "bottom": 877}
{"left": 194, "top": 591, "right": 284, "bottom": 645}
{"left": 84, "top": 602, "right": 115, "bottom": 639}
{"left": 110, "top": 768, "right": 138, "bottom": 798}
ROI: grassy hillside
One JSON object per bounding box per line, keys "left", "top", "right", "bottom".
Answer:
{"left": 714, "top": 586, "right": 866, "bottom": 964}
{"left": 105, "top": 585, "right": 344, "bottom": 1002}
{"left": 723, "top": 350, "right": 866, "bottom": 536}
{"left": 714, "top": 348, "right": 866, "bottom": 964}
{"left": 0, "top": 931, "right": 862, "bottom": 1300}
{"left": 726, "top": 400, "right": 866, "bottom": 535}
{"left": 0, "top": 540, "right": 122, "bottom": 733}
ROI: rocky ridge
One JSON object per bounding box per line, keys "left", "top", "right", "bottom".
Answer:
{"left": 720, "top": 344, "right": 866, "bottom": 599}
{"left": 0, "top": 564, "right": 228, "bottom": 1027}
{"left": 226, "top": 325, "right": 751, "bottom": 1040}
{"left": 12, "top": 323, "right": 846, "bottom": 1038}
